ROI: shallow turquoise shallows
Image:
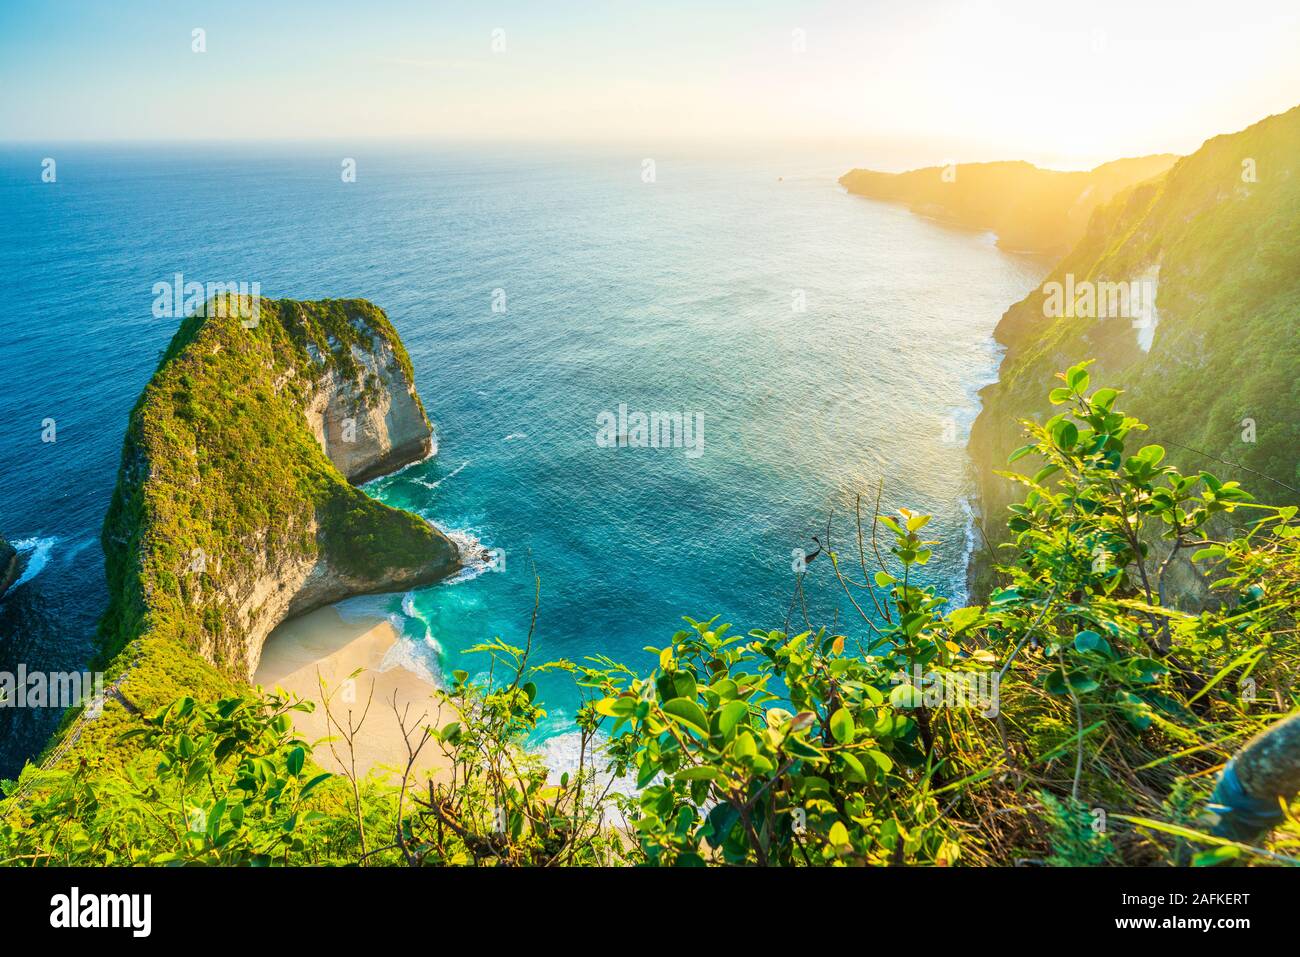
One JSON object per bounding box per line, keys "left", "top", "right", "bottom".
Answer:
{"left": 0, "top": 143, "right": 1044, "bottom": 773}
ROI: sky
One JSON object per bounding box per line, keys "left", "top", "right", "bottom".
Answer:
{"left": 3, "top": 0, "right": 1300, "bottom": 168}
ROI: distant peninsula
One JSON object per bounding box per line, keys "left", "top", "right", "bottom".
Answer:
{"left": 840, "top": 154, "right": 1177, "bottom": 255}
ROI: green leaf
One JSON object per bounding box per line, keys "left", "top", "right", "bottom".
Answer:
{"left": 765, "top": 707, "right": 793, "bottom": 730}
{"left": 1007, "top": 444, "right": 1037, "bottom": 463}
{"left": 1193, "top": 845, "right": 1243, "bottom": 866}
{"left": 208, "top": 798, "right": 227, "bottom": 836}
{"left": 1091, "top": 387, "right": 1119, "bottom": 411}
{"left": 1033, "top": 463, "right": 1061, "bottom": 484}
{"left": 718, "top": 700, "right": 748, "bottom": 738}
{"left": 732, "top": 731, "right": 758, "bottom": 759}
{"left": 829, "top": 707, "right": 855, "bottom": 744}
{"left": 946, "top": 605, "right": 983, "bottom": 633}
{"left": 595, "top": 696, "right": 634, "bottom": 718}
{"left": 828, "top": 821, "right": 851, "bottom": 847}
{"left": 636, "top": 759, "right": 661, "bottom": 789}
{"left": 783, "top": 736, "right": 825, "bottom": 761}
{"left": 1073, "top": 630, "right": 1111, "bottom": 656}
{"left": 1066, "top": 361, "right": 1091, "bottom": 392}
{"left": 865, "top": 749, "right": 893, "bottom": 773}
{"left": 1052, "top": 420, "right": 1079, "bottom": 451}
{"left": 662, "top": 698, "right": 710, "bottom": 735}
{"left": 299, "top": 772, "right": 332, "bottom": 799}
{"left": 1132, "top": 658, "right": 1169, "bottom": 683}
{"left": 675, "top": 766, "right": 721, "bottom": 782}
{"left": 839, "top": 751, "right": 868, "bottom": 783}
{"left": 1046, "top": 669, "right": 1100, "bottom": 695}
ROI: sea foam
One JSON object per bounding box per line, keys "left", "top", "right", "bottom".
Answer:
{"left": 9, "top": 536, "right": 58, "bottom": 590}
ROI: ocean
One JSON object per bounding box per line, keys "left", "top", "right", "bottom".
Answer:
{"left": 0, "top": 142, "right": 1045, "bottom": 775}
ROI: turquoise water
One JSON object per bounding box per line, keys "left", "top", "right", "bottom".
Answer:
{"left": 0, "top": 143, "right": 1044, "bottom": 772}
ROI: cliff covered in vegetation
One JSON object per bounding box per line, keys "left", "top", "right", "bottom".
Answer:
{"left": 969, "top": 106, "right": 1300, "bottom": 594}
{"left": 840, "top": 154, "right": 1177, "bottom": 255}
{"left": 99, "top": 296, "right": 459, "bottom": 677}
{"left": 20, "top": 297, "right": 459, "bottom": 776}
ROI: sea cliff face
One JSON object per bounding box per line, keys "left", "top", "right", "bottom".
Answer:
{"left": 968, "top": 106, "right": 1300, "bottom": 599}
{"left": 304, "top": 335, "right": 434, "bottom": 485}
{"left": 99, "top": 297, "right": 459, "bottom": 680}
{"left": 0, "top": 537, "right": 18, "bottom": 599}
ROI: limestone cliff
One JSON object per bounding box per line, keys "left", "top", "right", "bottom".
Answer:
{"left": 303, "top": 335, "right": 434, "bottom": 485}
{"left": 98, "top": 296, "right": 459, "bottom": 680}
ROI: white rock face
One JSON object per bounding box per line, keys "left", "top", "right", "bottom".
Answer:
{"left": 1133, "top": 265, "right": 1160, "bottom": 353}
{"left": 304, "top": 340, "right": 434, "bottom": 484}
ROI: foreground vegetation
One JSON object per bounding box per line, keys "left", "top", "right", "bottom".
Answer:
{"left": 3, "top": 366, "right": 1298, "bottom": 865}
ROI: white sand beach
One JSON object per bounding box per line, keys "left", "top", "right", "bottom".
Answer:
{"left": 253, "top": 606, "right": 452, "bottom": 781}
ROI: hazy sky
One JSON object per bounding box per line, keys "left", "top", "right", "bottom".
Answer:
{"left": 3, "top": 0, "right": 1299, "bottom": 168}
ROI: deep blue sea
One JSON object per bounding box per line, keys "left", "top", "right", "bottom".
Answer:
{"left": 0, "top": 143, "right": 1044, "bottom": 775}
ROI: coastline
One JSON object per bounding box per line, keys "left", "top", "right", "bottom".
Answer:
{"left": 253, "top": 605, "right": 451, "bottom": 781}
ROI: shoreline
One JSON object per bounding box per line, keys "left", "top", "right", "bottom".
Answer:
{"left": 253, "top": 605, "right": 451, "bottom": 781}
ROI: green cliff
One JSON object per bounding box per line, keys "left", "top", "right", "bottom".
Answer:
{"left": 46, "top": 296, "right": 458, "bottom": 772}
{"left": 969, "top": 105, "right": 1300, "bottom": 594}
{"left": 840, "top": 154, "right": 1177, "bottom": 255}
